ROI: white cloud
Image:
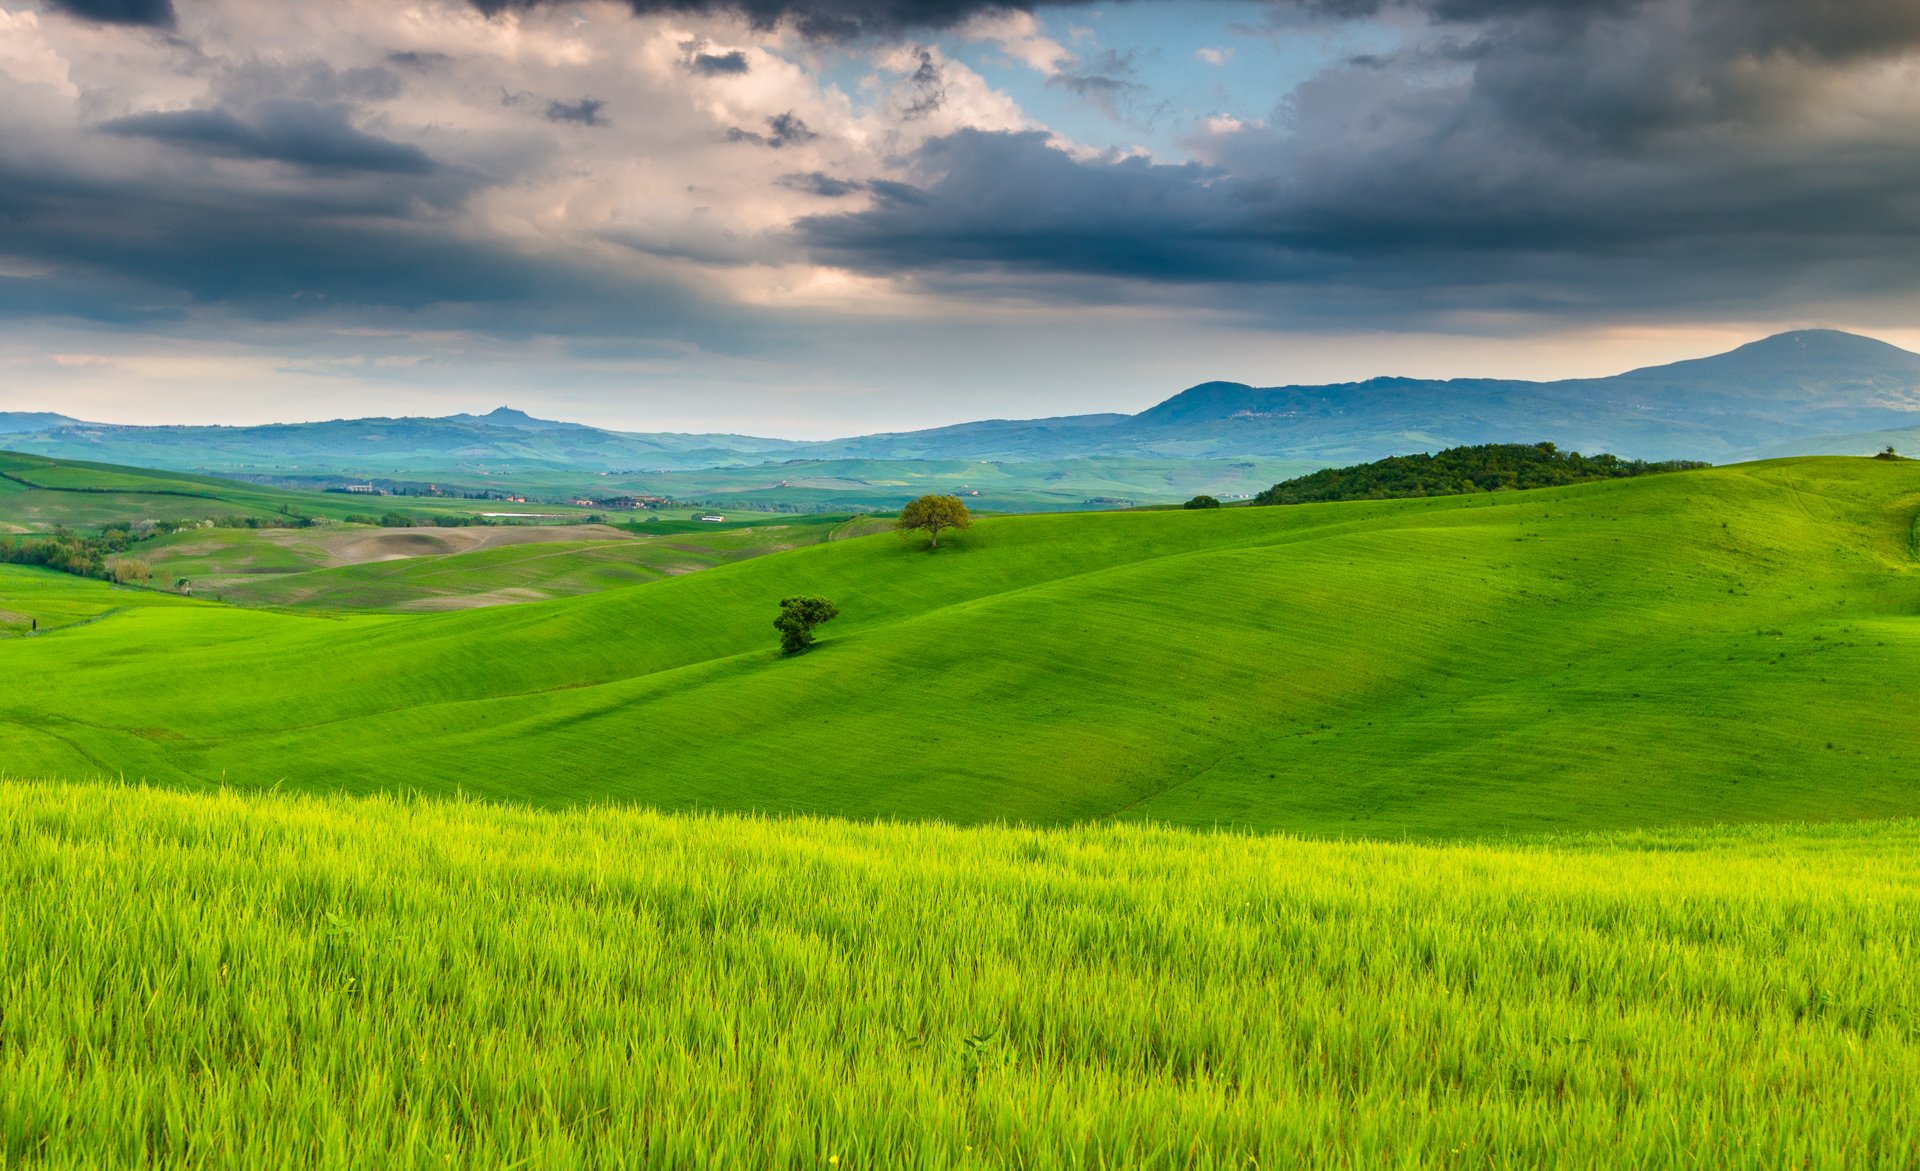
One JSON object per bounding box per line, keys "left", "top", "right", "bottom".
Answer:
{"left": 0, "top": 9, "right": 76, "bottom": 94}
{"left": 959, "top": 11, "right": 1069, "bottom": 77}
{"left": 9, "top": 0, "right": 1057, "bottom": 325}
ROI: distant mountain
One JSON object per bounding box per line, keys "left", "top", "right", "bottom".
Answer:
{"left": 0, "top": 412, "right": 85, "bottom": 434}
{"left": 438, "top": 406, "right": 589, "bottom": 432}
{"left": 797, "top": 412, "right": 1131, "bottom": 461}
{"left": 0, "top": 414, "right": 806, "bottom": 476}
{"left": 810, "top": 330, "right": 1920, "bottom": 463}
{"left": 5, "top": 330, "right": 1919, "bottom": 476}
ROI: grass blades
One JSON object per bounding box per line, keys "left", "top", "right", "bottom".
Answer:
{"left": 4, "top": 779, "right": 1918, "bottom": 1169}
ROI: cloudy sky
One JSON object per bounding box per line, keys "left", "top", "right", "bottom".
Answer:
{"left": 3, "top": 0, "right": 1919, "bottom": 435}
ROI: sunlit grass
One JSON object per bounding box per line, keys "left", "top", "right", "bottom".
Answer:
{"left": 4, "top": 779, "right": 1917, "bottom": 1169}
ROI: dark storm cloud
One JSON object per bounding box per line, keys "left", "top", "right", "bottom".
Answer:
{"left": 22, "top": 0, "right": 1920, "bottom": 339}
{"left": 726, "top": 111, "right": 819, "bottom": 148}
{"left": 778, "top": 171, "right": 866, "bottom": 197}
{"left": 796, "top": 100, "right": 1920, "bottom": 323}
{"left": 43, "top": 0, "right": 174, "bottom": 27}
{"left": 778, "top": 0, "right": 1920, "bottom": 322}
{"left": 0, "top": 138, "right": 753, "bottom": 346}
{"left": 678, "top": 37, "right": 753, "bottom": 75}
{"left": 693, "top": 49, "right": 752, "bottom": 74}
{"left": 472, "top": 0, "right": 1111, "bottom": 41}
{"left": 101, "top": 100, "right": 438, "bottom": 174}
{"left": 388, "top": 51, "right": 453, "bottom": 71}
{"left": 546, "top": 98, "right": 609, "bottom": 126}
{"left": 799, "top": 131, "right": 1241, "bottom": 281}
{"left": 899, "top": 48, "right": 946, "bottom": 119}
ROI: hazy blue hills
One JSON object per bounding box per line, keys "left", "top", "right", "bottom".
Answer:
{"left": 5, "top": 330, "right": 1919, "bottom": 481}
{"left": 0, "top": 412, "right": 83, "bottom": 435}
{"left": 815, "top": 330, "right": 1920, "bottom": 463}
{"left": 437, "top": 406, "right": 595, "bottom": 432}
{"left": 0, "top": 411, "right": 805, "bottom": 475}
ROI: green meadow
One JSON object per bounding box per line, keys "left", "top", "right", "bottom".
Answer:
{"left": 136, "top": 517, "right": 856, "bottom": 611}
{"left": 2, "top": 457, "right": 1917, "bottom": 837}
{"left": 5, "top": 780, "right": 1918, "bottom": 1170}
{"left": 0, "top": 451, "right": 553, "bottom": 531}
{"left": 5, "top": 454, "right": 1920, "bottom": 1167}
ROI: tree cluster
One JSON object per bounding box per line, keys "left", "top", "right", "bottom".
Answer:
{"left": 0, "top": 527, "right": 148, "bottom": 580}
{"left": 1254, "top": 443, "right": 1709, "bottom": 506}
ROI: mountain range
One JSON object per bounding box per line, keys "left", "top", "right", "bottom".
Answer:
{"left": 794, "top": 330, "right": 1920, "bottom": 463}
{"left": 5, "top": 330, "right": 1919, "bottom": 480}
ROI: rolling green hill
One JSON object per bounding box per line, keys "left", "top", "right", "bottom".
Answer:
{"left": 2, "top": 456, "right": 1916, "bottom": 838}
{"left": 0, "top": 450, "right": 581, "bottom": 532}
{"left": 0, "top": 451, "right": 864, "bottom": 612}
{"left": 144, "top": 519, "right": 855, "bottom": 611}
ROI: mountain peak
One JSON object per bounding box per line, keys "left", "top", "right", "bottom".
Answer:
{"left": 1618, "top": 328, "right": 1920, "bottom": 386}
{"left": 1733, "top": 329, "right": 1920, "bottom": 361}
{"left": 1130, "top": 381, "right": 1259, "bottom": 426}
{"left": 442, "top": 406, "right": 586, "bottom": 431}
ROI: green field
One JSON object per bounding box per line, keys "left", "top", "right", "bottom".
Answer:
{"left": 0, "top": 451, "right": 860, "bottom": 612}
{"left": 0, "top": 451, "right": 593, "bottom": 532}
{"left": 2, "top": 457, "right": 1917, "bottom": 838}
{"left": 0, "top": 560, "right": 192, "bottom": 637}
{"left": 7, "top": 454, "right": 1920, "bottom": 1167}
{"left": 132, "top": 518, "right": 859, "bottom": 611}
{"left": 5, "top": 779, "right": 1916, "bottom": 1169}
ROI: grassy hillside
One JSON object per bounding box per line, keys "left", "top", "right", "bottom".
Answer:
{"left": 147, "top": 520, "right": 851, "bottom": 611}
{"left": 1, "top": 456, "right": 1916, "bottom": 837}
{"left": 0, "top": 450, "right": 582, "bottom": 531}
{"left": 0, "top": 562, "right": 190, "bottom": 637}
{"left": 7, "top": 779, "right": 1918, "bottom": 1169}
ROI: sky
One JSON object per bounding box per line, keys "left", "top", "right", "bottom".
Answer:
{"left": 3, "top": 0, "right": 1920, "bottom": 437}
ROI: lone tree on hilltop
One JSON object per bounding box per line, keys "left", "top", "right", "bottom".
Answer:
{"left": 774, "top": 596, "right": 839, "bottom": 654}
{"left": 896, "top": 494, "right": 973, "bottom": 550}
{"left": 1184, "top": 495, "right": 1221, "bottom": 510}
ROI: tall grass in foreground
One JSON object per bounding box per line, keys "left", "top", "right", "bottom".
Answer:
{"left": 4, "top": 781, "right": 1918, "bottom": 1169}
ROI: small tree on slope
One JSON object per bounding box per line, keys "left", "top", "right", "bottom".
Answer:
{"left": 896, "top": 495, "right": 973, "bottom": 550}
{"left": 774, "top": 596, "right": 839, "bottom": 655}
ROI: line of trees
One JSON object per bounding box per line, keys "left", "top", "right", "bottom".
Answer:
{"left": 0, "top": 527, "right": 150, "bottom": 580}
{"left": 1254, "top": 443, "right": 1710, "bottom": 505}
{"left": 342, "top": 512, "right": 500, "bottom": 528}
{"left": 0, "top": 516, "right": 289, "bottom": 583}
